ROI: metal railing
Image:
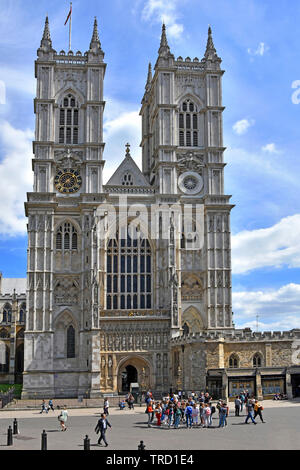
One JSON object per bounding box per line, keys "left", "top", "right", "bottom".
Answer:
{"left": 0, "top": 387, "right": 15, "bottom": 409}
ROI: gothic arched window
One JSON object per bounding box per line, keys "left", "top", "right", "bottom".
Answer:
{"left": 253, "top": 353, "right": 262, "bottom": 368}
{"left": 229, "top": 354, "right": 239, "bottom": 368}
{"left": 67, "top": 325, "right": 75, "bottom": 358}
{"left": 59, "top": 94, "right": 79, "bottom": 144}
{"left": 2, "top": 304, "right": 12, "bottom": 323}
{"left": 55, "top": 222, "right": 78, "bottom": 251}
{"left": 106, "top": 225, "right": 152, "bottom": 310}
{"left": 178, "top": 99, "right": 199, "bottom": 147}
{"left": 0, "top": 328, "right": 9, "bottom": 338}
{"left": 19, "top": 303, "right": 26, "bottom": 323}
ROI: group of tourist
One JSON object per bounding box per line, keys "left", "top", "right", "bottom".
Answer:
{"left": 144, "top": 390, "right": 265, "bottom": 428}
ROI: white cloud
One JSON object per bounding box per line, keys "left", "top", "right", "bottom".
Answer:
{"left": 247, "top": 42, "right": 269, "bottom": 57}
{"left": 0, "top": 67, "right": 35, "bottom": 96}
{"left": 232, "top": 214, "right": 300, "bottom": 274}
{"left": 141, "top": 0, "right": 184, "bottom": 39}
{"left": 103, "top": 108, "right": 141, "bottom": 182}
{"left": 232, "top": 118, "right": 255, "bottom": 135}
{"left": 0, "top": 120, "right": 33, "bottom": 236}
{"left": 261, "top": 143, "right": 280, "bottom": 154}
{"left": 233, "top": 284, "right": 300, "bottom": 331}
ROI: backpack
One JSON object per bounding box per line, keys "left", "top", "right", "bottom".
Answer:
{"left": 186, "top": 406, "right": 193, "bottom": 415}
{"left": 211, "top": 406, "right": 216, "bottom": 414}
{"left": 205, "top": 407, "right": 211, "bottom": 415}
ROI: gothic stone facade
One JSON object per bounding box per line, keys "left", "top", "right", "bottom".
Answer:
{"left": 19, "top": 18, "right": 300, "bottom": 399}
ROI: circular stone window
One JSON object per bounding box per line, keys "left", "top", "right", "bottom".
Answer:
{"left": 178, "top": 171, "right": 203, "bottom": 195}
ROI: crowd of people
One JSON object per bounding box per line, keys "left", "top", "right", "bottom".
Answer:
{"left": 143, "top": 390, "right": 266, "bottom": 428}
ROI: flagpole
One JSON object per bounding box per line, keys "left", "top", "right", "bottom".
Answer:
{"left": 69, "top": 2, "right": 72, "bottom": 51}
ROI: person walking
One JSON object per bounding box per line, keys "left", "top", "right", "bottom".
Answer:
{"left": 40, "top": 399, "right": 48, "bottom": 414}
{"left": 245, "top": 399, "right": 257, "bottom": 425}
{"left": 254, "top": 400, "right": 265, "bottom": 423}
{"left": 58, "top": 406, "right": 68, "bottom": 431}
{"left": 218, "top": 402, "right": 227, "bottom": 428}
{"left": 103, "top": 398, "right": 109, "bottom": 415}
{"left": 95, "top": 413, "right": 111, "bottom": 447}
{"left": 48, "top": 399, "right": 55, "bottom": 412}
{"left": 234, "top": 396, "right": 241, "bottom": 416}
{"left": 128, "top": 394, "right": 135, "bottom": 410}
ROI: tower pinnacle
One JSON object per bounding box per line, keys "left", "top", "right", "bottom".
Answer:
{"left": 90, "top": 17, "right": 101, "bottom": 48}
{"left": 158, "top": 22, "right": 171, "bottom": 57}
{"left": 204, "top": 25, "right": 220, "bottom": 61}
{"left": 40, "top": 16, "right": 52, "bottom": 48}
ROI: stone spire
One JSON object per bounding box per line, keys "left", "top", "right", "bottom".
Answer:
{"left": 158, "top": 23, "right": 171, "bottom": 57}
{"left": 145, "top": 62, "right": 152, "bottom": 91}
{"left": 90, "top": 17, "right": 101, "bottom": 47}
{"left": 38, "top": 16, "right": 55, "bottom": 58}
{"left": 204, "top": 25, "right": 220, "bottom": 61}
{"left": 40, "top": 16, "right": 52, "bottom": 48}
{"left": 88, "top": 17, "right": 104, "bottom": 60}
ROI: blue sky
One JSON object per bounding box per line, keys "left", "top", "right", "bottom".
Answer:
{"left": 0, "top": 0, "right": 300, "bottom": 330}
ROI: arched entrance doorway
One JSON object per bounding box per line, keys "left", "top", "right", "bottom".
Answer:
{"left": 117, "top": 356, "right": 152, "bottom": 394}
{"left": 121, "top": 365, "right": 138, "bottom": 392}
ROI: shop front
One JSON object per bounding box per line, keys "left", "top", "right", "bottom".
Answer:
{"left": 228, "top": 377, "right": 256, "bottom": 399}
{"left": 261, "top": 376, "right": 286, "bottom": 398}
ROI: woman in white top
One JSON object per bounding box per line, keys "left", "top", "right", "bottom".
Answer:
{"left": 191, "top": 404, "right": 199, "bottom": 427}
{"left": 58, "top": 406, "right": 68, "bottom": 431}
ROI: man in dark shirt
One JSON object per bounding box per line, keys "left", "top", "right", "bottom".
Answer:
{"left": 95, "top": 413, "right": 112, "bottom": 446}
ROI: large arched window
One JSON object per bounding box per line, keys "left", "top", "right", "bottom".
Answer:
{"left": 253, "top": 353, "right": 262, "bottom": 368}
{"left": 59, "top": 94, "right": 79, "bottom": 144}
{"left": 55, "top": 222, "right": 78, "bottom": 251}
{"left": 106, "top": 225, "right": 152, "bottom": 310}
{"left": 178, "top": 99, "right": 199, "bottom": 147}
{"left": 2, "top": 304, "right": 12, "bottom": 323}
{"left": 229, "top": 354, "right": 239, "bottom": 369}
{"left": 67, "top": 325, "right": 75, "bottom": 358}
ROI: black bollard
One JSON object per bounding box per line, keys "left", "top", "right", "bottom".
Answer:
{"left": 7, "top": 426, "right": 13, "bottom": 446}
{"left": 41, "top": 430, "right": 47, "bottom": 450}
{"left": 13, "top": 418, "right": 18, "bottom": 435}
{"left": 138, "top": 440, "right": 146, "bottom": 451}
{"left": 84, "top": 435, "right": 90, "bottom": 450}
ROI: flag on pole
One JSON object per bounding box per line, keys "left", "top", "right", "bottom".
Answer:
{"left": 64, "top": 3, "right": 72, "bottom": 25}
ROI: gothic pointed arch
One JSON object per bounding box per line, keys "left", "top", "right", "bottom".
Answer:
{"left": 177, "top": 94, "right": 204, "bottom": 148}
{"left": 229, "top": 353, "right": 239, "bottom": 368}
{"left": 53, "top": 309, "right": 78, "bottom": 359}
{"left": 2, "top": 303, "right": 12, "bottom": 323}
{"left": 253, "top": 352, "right": 263, "bottom": 368}
{"left": 181, "top": 306, "right": 204, "bottom": 333}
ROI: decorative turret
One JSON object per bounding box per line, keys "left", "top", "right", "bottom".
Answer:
{"left": 155, "top": 23, "right": 174, "bottom": 68}
{"left": 88, "top": 17, "right": 104, "bottom": 61}
{"left": 146, "top": 62, "right": 152, "bottom": 91}
{"left": 37, "top": 16, "right": 55, "bottom": 58}
{"left": 203, "top": 25, "right": 221, "bottom": 66}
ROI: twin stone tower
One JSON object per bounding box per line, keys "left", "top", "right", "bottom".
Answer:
{"left": 22, "top": 17, "right": 234, "bottom": 398}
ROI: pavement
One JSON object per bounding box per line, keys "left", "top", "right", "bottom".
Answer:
{"left": 0, "top": 399, "right": 299, "bottom": 450}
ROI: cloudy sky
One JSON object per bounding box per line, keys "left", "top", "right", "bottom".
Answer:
{"left": 0, "top": 0, "right": 299, "bottom": 331}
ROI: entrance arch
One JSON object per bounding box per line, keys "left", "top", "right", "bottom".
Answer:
{"left": 121, "top": 365, "right": 138, "bottom": 392}
{"left": 117, "top": 355, "right": 153, "bottom": 393}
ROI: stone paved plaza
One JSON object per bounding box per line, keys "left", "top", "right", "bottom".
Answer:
{"left": 0, "top": 400, "right": 299, "bottom": 451}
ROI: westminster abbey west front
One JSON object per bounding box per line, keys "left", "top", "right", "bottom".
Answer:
{"left": 18, "top": 18, "right": 300, "bottom": 400}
